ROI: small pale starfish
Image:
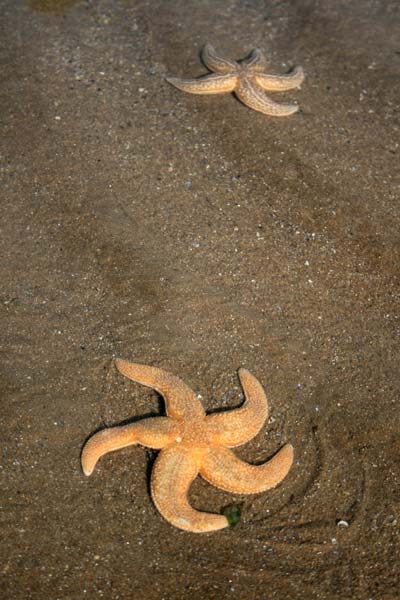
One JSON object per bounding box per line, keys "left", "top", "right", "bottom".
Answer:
{"left": 81, "top": 359, "right": 294, "bottom": 533}
{"left": 166, "top": 43, "right": 304, "bottom": 117}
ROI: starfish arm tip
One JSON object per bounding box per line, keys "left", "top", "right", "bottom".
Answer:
{"left": 294, "top": 65, "right": 305, "bottom": 80}
{"left": 202, "top": 42, "right": 215, "bottom": 53}
{"left": 238, "top": 366, "right": 250, "bottom": 377}
{"left": 166, "top": 76, "right": 191, "bottom": 88}
{"left": 114, "top": 357, "right": 126, "bottom": 373}
{"left": 201, "top": 43, "right": 238, "bottom": 73}
{"left": 274, "top": 443, "right": 295, "bottom": 479}
{"left": 82, "top": 464, "right": 93, "bottom": 477}
{"left": 284, "top": 442, "right": 295, "bottom": 458}
{"left": 81, "top": 447, "right": 97, "bottom": 477}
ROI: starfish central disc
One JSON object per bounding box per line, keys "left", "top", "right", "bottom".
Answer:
{"left": 174, "top": 418, "right": 213, "bottom": 450}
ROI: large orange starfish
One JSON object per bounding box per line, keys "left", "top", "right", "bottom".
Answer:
{"left": 81, "top": 360, "right": 294, "bottom": 533}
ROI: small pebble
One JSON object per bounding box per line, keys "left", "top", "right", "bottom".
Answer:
{"left": 337, "top": 519, "right": 349, "bottom": 528}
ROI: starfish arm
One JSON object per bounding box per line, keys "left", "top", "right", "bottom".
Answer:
{"left": 200, "top": 444, "right": 294, "bottom": 494}
{"left": 166, "top": 73, "right": 237, "bottom": 95}
{"left": 151, "top": 447, "right": 229, "bottom": 532}
{"left": 81, "top": 417, "right": 178, "bottom": 476}
{"left": 235, "top": 77, "right": 299, "bottom": 116}
{"left": 255, "top": 66, "right": 305, "bottom": 91}
{"left": 205, "top": 368, "right": 269, "bottom": 447}
{"left": 115, "top": 359, "right": 204, "bottom": 420}
{"left": 241, "top": 48, "right": 267, "bottom": 71}
{"left": 201, "top": 43, "right": 238, "bottom": 73}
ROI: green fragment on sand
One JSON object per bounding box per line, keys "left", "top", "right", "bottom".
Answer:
{"left": 223, "top": 505, "right": 241, "bottom": 527}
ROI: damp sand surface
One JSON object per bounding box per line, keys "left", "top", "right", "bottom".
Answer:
{"left": 1, "top": 1, "right": 399, "bottom": 599}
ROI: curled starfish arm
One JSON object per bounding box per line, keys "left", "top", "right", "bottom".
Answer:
{"left": 235, "top": 77, "right": 299, "bottom": 116}
{"left": 242, "top": 48, "right": 267, "bottom": 71}
{"left": 206, "top": 368, "right": 268, "bottom": 447}
{"left": 201, "top": 43, "right": 238, "bottom": 73}
{"left": 255, "top": 66, "right": 305, "bottom": 91}
{"left": 151, "top": 447, "right": 229, "bottom": 533}
{"left": 115, "top": 359, "right": 204, "bottom": 420}
{"left": 200, "top": 444, "right": 294, "bottom": 494}
{"left": 166, "top": 73, "right": 237, "bottom": 95}
{"left": 81, "top": 417, "right": 178, "bottom": 476}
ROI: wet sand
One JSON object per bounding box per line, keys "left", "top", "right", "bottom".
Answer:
{"left": 1, "top": 1, "right": 399, "bottom": 598}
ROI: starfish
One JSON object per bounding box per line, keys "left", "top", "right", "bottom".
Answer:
{"left": 166, "top": 43, "right": 304, "bottom": 117}
{"left": 81, "top": 359, "right": 294, "bottom": 533}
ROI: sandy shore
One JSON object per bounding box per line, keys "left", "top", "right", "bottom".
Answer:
{"left": 1, "top": 1, "right": 399, "bottom": 598}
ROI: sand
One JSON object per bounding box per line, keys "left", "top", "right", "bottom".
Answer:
{"left": 1, "top": 1, "right": 399, "bottom": 598}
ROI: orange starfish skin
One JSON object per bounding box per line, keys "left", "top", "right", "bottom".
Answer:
{"left": 81, "top": 418, "right": 179, "bottom": 477}
{"left": 167, "top": 43, "right": 304, "bottom": 117}
{"left": 81, "top": 360, "right": 294, "bottom": 533}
